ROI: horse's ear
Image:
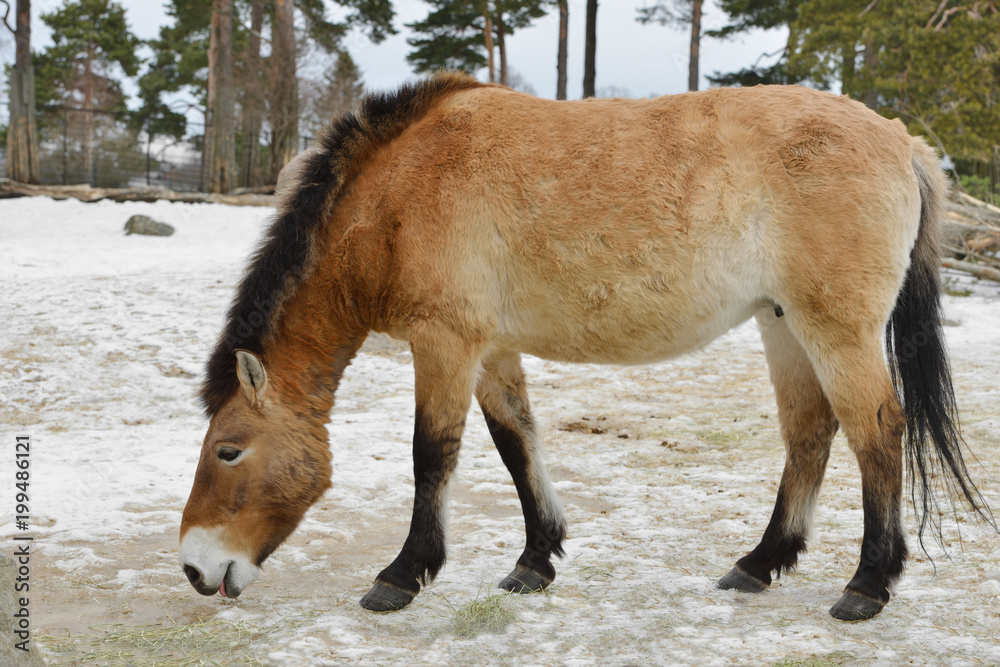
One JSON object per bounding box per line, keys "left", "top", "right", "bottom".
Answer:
{"left": 235, "top": 350, "right": 268, "bottom": 406}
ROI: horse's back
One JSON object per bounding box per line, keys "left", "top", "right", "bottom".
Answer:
{"left": 348, "top": 84, "right": 924, "bottom": 363}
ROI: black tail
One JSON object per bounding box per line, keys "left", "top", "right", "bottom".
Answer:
{"left": 885, "top": 142, "right": 995, "bottom": 550}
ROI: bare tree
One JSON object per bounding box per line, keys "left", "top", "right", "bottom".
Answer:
{"left": 637, "top": 0, "right": 704, "bottom": 92}
{"left": 482, "top": 2, "right": 495, "bottom": 82}
{"left": 209, "top": 0, "right": 236, "bottom": 193}
{"left": 239, "top": 0, "right": 265, "bottom": 188}
{"left": 269, "top": 0, "right": 298, "bottom": 182}
{"left": 688, "top": 0, "right": 702, "bottom": 91}
{"left": 496, "top": 12, "right": 508, "bottom": 86}
{"left": 2, "top": 0, "right": 39, "bottom": 182}
{"left": 556, "top": 0, "right": 568, "bottom": 100}
{"left": 300, "top": 50, "right": 364, "bottom": 138}
{"left": 583, "top": 0, "right": 597, "bottom": 98}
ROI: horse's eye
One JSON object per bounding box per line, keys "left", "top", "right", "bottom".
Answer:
{"left": 218, "top": 447, "right": 242, "bottom": 463}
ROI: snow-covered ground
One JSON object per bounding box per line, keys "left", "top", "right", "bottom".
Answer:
{"left": 1, "top": 196, "right": 999, "bottom": 666}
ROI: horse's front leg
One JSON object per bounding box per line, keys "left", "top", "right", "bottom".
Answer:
{"left": 359, "top": 327, "right": 481, "bottom": 611}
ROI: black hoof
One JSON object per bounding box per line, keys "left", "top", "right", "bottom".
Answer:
{"left": 717, "top": 566, "right": 769, "bottom": 593}
{"left": 359, "top": 581, "right": 416, "bottom": 611}
{"left": 499, "top": 566, "right": 552, "bottom": 593}
{"left": 829, "top": 589, "right": 886, "bottom": 621}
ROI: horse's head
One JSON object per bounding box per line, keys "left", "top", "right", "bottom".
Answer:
{"left": 179, "top": 350, "right": 331, "bottom": 598}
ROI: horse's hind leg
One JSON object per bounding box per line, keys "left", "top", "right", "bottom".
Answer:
{"left": 719, "top": 309, "right": 839, "bottom": 593}
{"left": 809, "top": 341, "right": 907, "bottom": 620}
{"left": 784, "top": 309, "right": 907, "bottom": 620}
{"left": 476, "top": 352, "right": 567, "bottom": 592}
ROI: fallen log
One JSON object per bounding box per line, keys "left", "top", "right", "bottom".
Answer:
{"left": 947, "top": 197, "right": 1000, "bottom": 231}
{"left": 942, "top": 219, "right": 1000, "bottom": 255}
{"left": 941, "top": 258, "right": 1000, "bottom": 283}
{"left": 955, "top": 191, "right": 1000, "bottom": 219}
{"left": 0, "top": 179, "right": 274, "bottom": 207}
{"left": 943, "top": 245, "right": 1000, "bottom": 269}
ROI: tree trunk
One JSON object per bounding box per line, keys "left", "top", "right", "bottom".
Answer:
{"left": 239, "top": 0, "right": 265, "bottom": 188}
{"left": 269, "top": 0, "right": 298, "bottom": 183}
{"left": 483, "top": 4, "right": 495, "bottom": 83}
{"left": 200, "top": 107, "right": 211, "bottom": 191}
{"left": 840, "top": 41, "right": 856, "bottom": 97}
{"left": 861, "top": 39, "right": 878, "bottom": 110}
{"left": 203, "top": 19, "right": 216, "bottom": 190}
{"left": 209, "top": 0, "right": 236, "bottom": 193}
{"left": 688, "top": 0, "right": 702, "bottom": 92}
{"left": 583, "top": 0, "right": 597, "bottom": 98}
{"left": 84, "top": 44, "right": 95, "bottom": 186}
{"left": 13, "top": 0, "right": 29, "bottom": 65}
{"left": 556, "top": 0, "right": 568, "bottom": 100}
{"left": 496, "top": 13, "right": 508, "bottom": 87}
{"left": 5, "top": 0, "right": 39, "bottom": 183}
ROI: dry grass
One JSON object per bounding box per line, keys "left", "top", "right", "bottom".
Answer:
{"left": 449, "top": 590, "right": 518, "bottom": 639}
{"left": 770, "top": 653, "right": 857, "bottom": 667}
{"left": 37, "top": 619, "right": 268, "bottom": 666}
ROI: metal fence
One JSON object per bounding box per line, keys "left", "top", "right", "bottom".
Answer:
{"left": 0, "top": 103, "right": 209, "bottom": 191}
{"left": 0, "top": 102, "right": 311, "bottom": 192}
{"left": 41, "top": 107, "right": 209, "bottom": 191}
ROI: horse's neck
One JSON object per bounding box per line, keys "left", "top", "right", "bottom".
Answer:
{"left": 268, "top": 272, "right": 366, "bottom": 423}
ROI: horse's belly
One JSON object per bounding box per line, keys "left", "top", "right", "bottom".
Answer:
{"left": 498, "top": 287, "right": 759, "bottom": 365}
{"left": 478, "top": 203, "right": 773, "bottom": 364}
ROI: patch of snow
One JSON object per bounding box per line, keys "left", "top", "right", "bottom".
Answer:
{"left": 2, "top": 196, "right": 999, "bottom": 664}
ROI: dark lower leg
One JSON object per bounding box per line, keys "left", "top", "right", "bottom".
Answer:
{"left": 477, "top": 354, "right": 566, "bottom": 592}
{"left": 725, "top": 485, "right": 809, "bottom": 589}
{"left": 830, "top": 441, "right": 907, "bottom": 620}
{"left": 482, "top": 411, "right": 566, "bottom": 591}
{"left": 360, "top": 410, "right": 462, "bottom": 611}
{"left": 720, "top": 317, "right": 836, "bottom": 593}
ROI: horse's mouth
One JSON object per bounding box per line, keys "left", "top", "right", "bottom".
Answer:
{"left": 219, "top": 563, "right": 241, "bottom": 599}
{"left": 183, "top": 561, "right": 242, "bottom": 598}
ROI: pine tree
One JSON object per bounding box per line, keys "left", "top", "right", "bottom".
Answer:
{"left": 407, "top": 1, "right": 491, "bottom": 75}
{"left": 790, "top": 0, "right": 1000, "bottom": 163}
{"left": 269, "top": 0, "right": 395, "bottom": 180}
{"left": 2, "top": 0, "right": 40, "bottom": 182}
{"left": 706, "top": 0, "right": 804, "bottom": 86}
{"left": 35, "top": 0, "right": 140, "bottom": 186}
{"left": 494, "top": 1, "right": 546, "bottom": 85}
{"left": 136, "top": 0, "right": 212, "bottom": 138}
{"left": 139, "top": 0, "right": 396, "bottom": 188}
{"left": 407, "top": 0, "right": 545, "bottom": 84}
{"left": 269, "top": 0, "right": 297, "bottom": 181}
{"left": 713, "top": 0, "right": 1000, "bottom": 166}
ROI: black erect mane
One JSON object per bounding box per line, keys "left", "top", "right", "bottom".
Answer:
{"left": 200, "top": 72, "right": 485, "bottom": 416}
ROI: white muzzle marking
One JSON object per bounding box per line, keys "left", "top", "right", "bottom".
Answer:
{"left": 179, "top": 526, "right": 260, "bottom": 598}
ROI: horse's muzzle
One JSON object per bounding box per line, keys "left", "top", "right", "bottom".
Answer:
{"left": 179, "top": 526, "right": 260, "bottom": 598}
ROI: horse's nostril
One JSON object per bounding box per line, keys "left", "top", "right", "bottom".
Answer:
{"left": 183, "top": 564, "right": 202, "bottom": 587}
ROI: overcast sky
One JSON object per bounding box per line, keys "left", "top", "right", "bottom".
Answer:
{"left": 2, "top": 0, "right": 787, "bottom": 119}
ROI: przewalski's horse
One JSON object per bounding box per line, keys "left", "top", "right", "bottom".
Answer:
{"left": 180, "top": 73, "right": 990, "bottom": 621}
